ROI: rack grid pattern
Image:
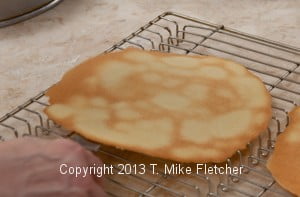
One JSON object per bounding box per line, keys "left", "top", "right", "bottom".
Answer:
{"left": 1, "top": 12, "right": 299, "bottom": 197}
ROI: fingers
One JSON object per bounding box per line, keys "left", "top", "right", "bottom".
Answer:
{"left": 52, "top": 138, "right": 105, "bottom": 185}
{"left": 0, "top": 137, "right": 107, "bottom": 196}
{"left": 0, "top": 136, "right": 49, "bottom": 158}
{"left": 19, "top": 138, "right": 106, "bottom": 190}
{"left": 49, "top": 139, "right": 107, "bottom": 195}
{"left": 79, "top": 147, "right": 104, "bottom": 185}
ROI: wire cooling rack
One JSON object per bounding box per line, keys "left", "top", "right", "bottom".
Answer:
{"left": 0, "top": 12, "right": 299, "bottom": 197}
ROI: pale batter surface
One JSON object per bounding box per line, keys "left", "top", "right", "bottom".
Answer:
{"left": 267, "top": 107, "right": 300, "bottom": 196}
{"left": 45, "top": 48, "right": 272, "bottom": 163}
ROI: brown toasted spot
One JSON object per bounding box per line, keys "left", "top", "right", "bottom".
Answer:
{"left": 100, "top": 61, "right": 134, "bottom": 88}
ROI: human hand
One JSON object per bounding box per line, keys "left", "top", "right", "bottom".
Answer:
{"left": 0, "top": 137, "right": 106, "bottom": 197}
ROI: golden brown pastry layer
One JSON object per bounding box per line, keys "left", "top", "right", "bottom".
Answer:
{"left": 45, "top": 48, "right": 272, "bottom": 163}
{"left": 267, "top": 107, "right": 300, "bottom": 196}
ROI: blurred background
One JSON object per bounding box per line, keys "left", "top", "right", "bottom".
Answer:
{"left": 0, "top": 0, "right": 299, "bottom": 115}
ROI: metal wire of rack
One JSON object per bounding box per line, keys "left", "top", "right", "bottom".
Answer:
{"left": 0, "top": 12, "right": 299, "bottom": 197}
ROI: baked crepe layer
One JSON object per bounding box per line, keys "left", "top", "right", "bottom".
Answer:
{"left": 267, "top": 107, "right": 300, "bottom": 196}
{"left": 45, "top": 48, "right": 272, "bottom": 163}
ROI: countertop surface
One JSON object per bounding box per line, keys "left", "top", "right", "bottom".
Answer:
{"left": 0, "top": 0, "right": 300, "bottom": 116}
